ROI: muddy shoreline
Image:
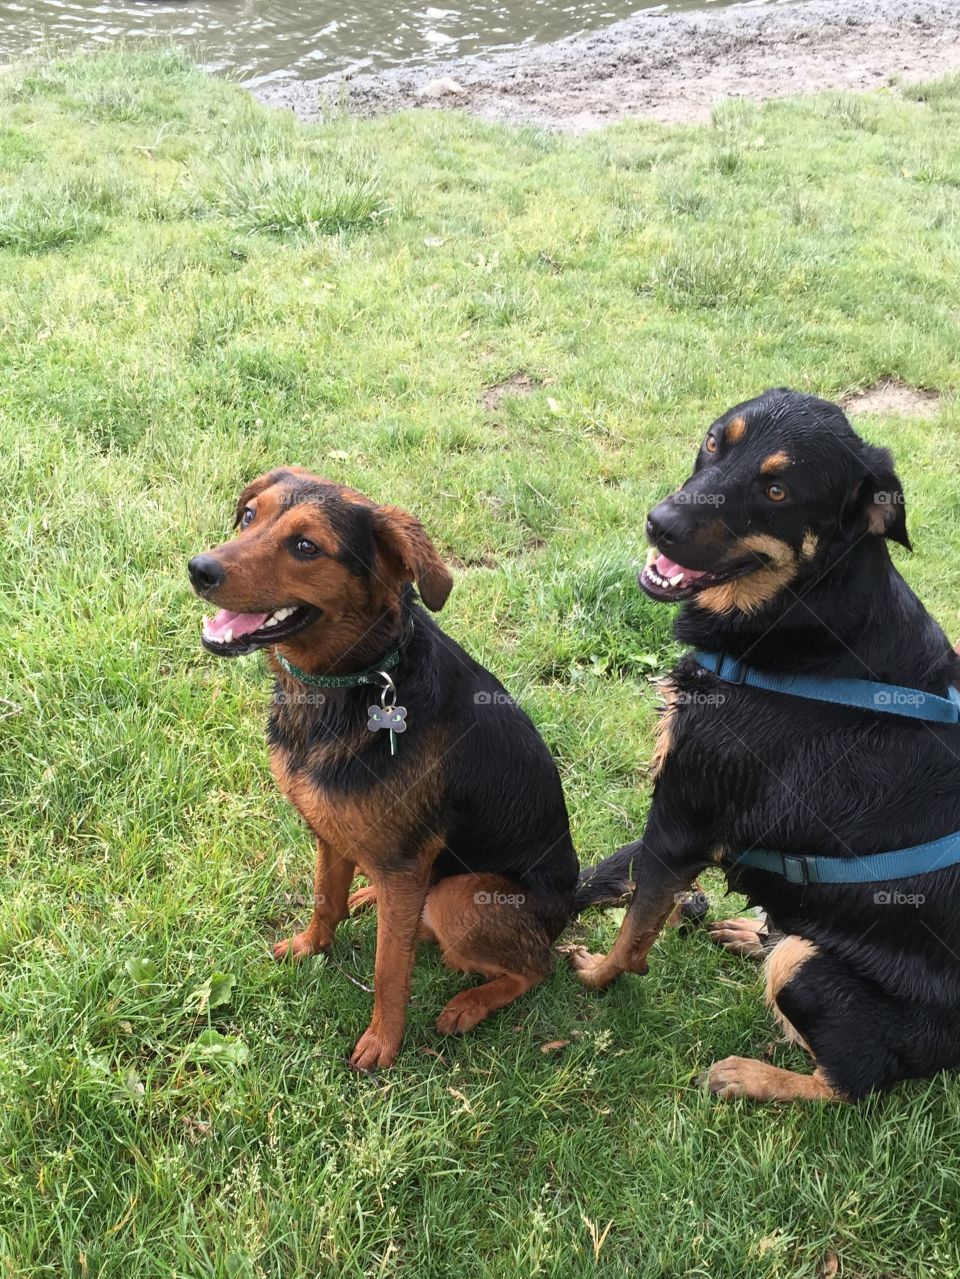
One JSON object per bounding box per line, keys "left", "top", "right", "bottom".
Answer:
{"left": 256, "top": 0, "right": 960, "bottom": 133}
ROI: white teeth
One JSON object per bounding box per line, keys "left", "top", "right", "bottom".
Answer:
{"left": 646, "top": 548, "right": 657, "bottom": 568}
{"left": 645, "top": 566, "right": 676, "bottom": 590}
{"left": 222, "top": 627, "right": 233, "bottom": 644}
{"left": 273, "top": 607, "right": 295, "bottom": 621}
{"left": 264, "top": 615, "right": 279, "bottom": 627}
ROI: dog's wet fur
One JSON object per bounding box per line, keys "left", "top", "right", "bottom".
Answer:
{"left": 570, "top": 388, "right": 960, "bottom": 1101}
{"left": 189, "top": 468, "right": 631, "bottom": 1070}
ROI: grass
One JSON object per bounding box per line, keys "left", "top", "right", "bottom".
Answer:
{"left": 1, "top": 46, "right": 960, "bottom": 1277}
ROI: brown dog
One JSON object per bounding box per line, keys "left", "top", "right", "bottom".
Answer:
{"left": 188, "top": 469, "right": 582, "bottom": 1069}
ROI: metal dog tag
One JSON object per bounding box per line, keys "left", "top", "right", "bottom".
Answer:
{"left": 366, "top": 673, "right": 407, "bottom": 756}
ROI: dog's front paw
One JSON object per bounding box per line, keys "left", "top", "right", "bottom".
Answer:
{"left": 558, "top": 944, "right": 632, "bottom": 989}
{"left": 707, "top": 916, "right": 768, "bottom": 958}
{"left": 348, "top": 1025, "right": 400, "bottom": 1072}
{"left": 272, "top": 931, "right": 329, "bottom": 962}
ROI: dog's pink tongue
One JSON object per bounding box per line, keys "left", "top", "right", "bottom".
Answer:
{"left": 203, "top": 609, "right": 271, "bottom": 640}
{"left": 654, "top": 553, "right": 707, "bottom": 582}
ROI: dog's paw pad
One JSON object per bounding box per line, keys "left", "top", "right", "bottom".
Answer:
{"left": 436, "top": 993, "right": 486, "bottom": 1036}
{"left": 348, "top": 1027, "right": 399, "bottom": 1072}
{"left": 700, "top": 1056, "right": 760, "bottom": 1098}
{"left": 272, "top": 932, "right": 325, "bottom": 962}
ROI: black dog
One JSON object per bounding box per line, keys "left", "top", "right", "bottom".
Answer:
{"left": 569, "top": 388, "right": 960, "bottom": 1101}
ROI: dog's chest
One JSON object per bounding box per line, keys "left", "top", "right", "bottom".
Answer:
{"left": 268, "top": 737, "right": 433, "bottom": 869}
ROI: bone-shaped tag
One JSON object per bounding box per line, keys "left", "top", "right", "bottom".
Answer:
{"left": 367, "top": 705, "right": 408, "bottom": 734}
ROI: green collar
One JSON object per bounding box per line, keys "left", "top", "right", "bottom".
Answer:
{"left": 274, "top": 628, "right": 410, "bottom": 690}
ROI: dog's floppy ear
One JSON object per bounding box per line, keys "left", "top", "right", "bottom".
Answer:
{"left": 372, "top": 506, "right": 454, "bottom": 610}
{"left": 233, "top": 472, "right": 275, "bottom": 527}
{"left": 854, "top": 442, "right": 911, "bottom": 550}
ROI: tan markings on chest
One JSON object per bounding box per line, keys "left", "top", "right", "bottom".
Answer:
{"left": 270, "top": 737, "right": 446, "bottom": 872}
{"left": 651, "top": 679, "right": 681, "bottom": 779}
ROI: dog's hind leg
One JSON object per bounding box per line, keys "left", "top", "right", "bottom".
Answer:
{"left": 423, "top": 875, "right": 553, "bottom": 1036}
{"left": 702, "top": 1056, "right": 838, "bottom": 1101}
{"left": 348, "top": 882, "right": 377, "bottom": 913}
{"left": 702, "top": 936, "right": 900, "bottom": 1102}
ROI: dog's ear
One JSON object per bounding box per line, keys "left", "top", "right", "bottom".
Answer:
{"left": 233, "top": 473, "right": 275, "bottom": 527}
{"left": 372, "top": 506, "right": 454, "bottom": 610}
{"left": 853, "top": 443, "right": 911, "bottom": 550}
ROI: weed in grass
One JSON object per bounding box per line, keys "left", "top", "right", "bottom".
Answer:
{"left": 660, "top": 184, "right": 709, "bottom": 218}
{"left": 711, "top": 96, "right": 761, "bottom": 134}
{"left": 204, "top": 153, "right": 387, "bottom": 239}
{"left": 0, "top": 193, "right": 102, "bottom": 253}
{"left": 823, "top": 92, "right": 881, "bottom": 132}
{"left": 903, "top": 72, "right": 960, "bottom": 106}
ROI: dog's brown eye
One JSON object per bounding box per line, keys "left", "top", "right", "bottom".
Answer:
{"left": 240, "top": 506, "right": 255, "bottom": 528}
{"left": 296, "top": 538, "right": 320, "bottom": 556}
{"left": 705, "top": 435, "right": 718, "bottom": 454}
{"left": 766, "top": 483, "right": 787, "bottom": 502}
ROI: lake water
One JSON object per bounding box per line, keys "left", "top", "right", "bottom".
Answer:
{"left": 0, "top": 0, "right": 786, "bottom": 88}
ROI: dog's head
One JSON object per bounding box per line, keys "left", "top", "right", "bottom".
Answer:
{"left": 640, "top": 388, "right": 909, "bottom": 616}
{"left": 188, "top": 468, "right": 453, "bottom": 658}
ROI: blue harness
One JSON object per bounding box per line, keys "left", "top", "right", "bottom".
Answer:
{"left": 692, "top": 649, "right": 960, "bottom": 886}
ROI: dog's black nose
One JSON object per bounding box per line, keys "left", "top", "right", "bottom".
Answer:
{"left": 188, "top": 554, "right": 225, "bottom": 594}
{"left": 646, "top": 500, "right": 683, "bottom": 548}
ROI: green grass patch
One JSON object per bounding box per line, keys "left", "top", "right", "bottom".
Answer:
{"left": 2, "top": 48, "right": 960, "bottom": 1278}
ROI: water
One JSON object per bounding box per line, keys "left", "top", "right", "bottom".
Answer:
{"left": 0, "top": 0, "right": 781, "bottom": 88}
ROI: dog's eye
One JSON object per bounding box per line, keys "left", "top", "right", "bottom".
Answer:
{"left": 296, "top": 538, "right": 320, "bottom": 557}
{"left": 705, "top": 435, "right": 718, "bottom": 454}
{"left": 765, "top": 483, "right": 787, "bottom": 503}
{"left": 240, "top": 506, "right": 255, "bottom": 528}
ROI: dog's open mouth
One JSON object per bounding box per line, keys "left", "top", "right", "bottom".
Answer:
{"left": 639, "top": 549, "right": 759, "bottom": 603}
{"left": 201, "top": 605, "right": 319, "bottom": 656}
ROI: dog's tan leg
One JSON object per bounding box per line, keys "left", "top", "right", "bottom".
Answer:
{"left": 273, "top": 839, "right": 354, "bottom": 961}
{"left": 565, "top": 850, "right": 702, "bottom": 989}
{"left": 702, "top": 936, "right": 841, "bottom": 1102}
{"left": 349, "top": 869, "right": 431, "bottom": 1071}
{"left": 422, "top": 874, "right": 552, "bottom": 1035}
{"left": 702, "top": 1058, "right": 838, "bottom": 1101}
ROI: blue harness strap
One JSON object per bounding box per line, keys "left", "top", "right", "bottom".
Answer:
{"left": 690, "top": 649, "right": 960, "bottom": 884}
{"left": 732, "top": 832, "right": 960, "bottom": 885}
{"left": 692, "top": 649, "right": 960, "bottom": 725}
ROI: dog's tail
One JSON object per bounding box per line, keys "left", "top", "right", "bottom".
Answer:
{"left": 574, "top": 841, "right": 641, "bottom": 912}
{"left": 574, "top": 840, "right": 710, "bottom": 925}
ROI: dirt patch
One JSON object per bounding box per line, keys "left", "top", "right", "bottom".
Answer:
{"left": 481, "top": 372, "right": 539, "bottom": 412}
{"left": 257, "top": 0, "right": 960, "bottom": 134}
{"left": 843, "top": 378, "right": 941, "bottom": 419}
